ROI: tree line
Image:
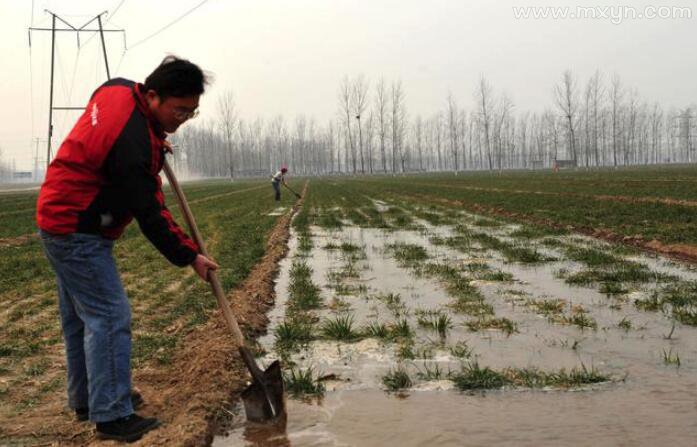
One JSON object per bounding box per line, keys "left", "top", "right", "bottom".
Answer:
{"left": 168, "top": 70, "right": 697, "bottom": 178}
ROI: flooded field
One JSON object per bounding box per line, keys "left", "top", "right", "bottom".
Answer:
{"left": 216, "top": 201, "right": 697, "bottom": 446}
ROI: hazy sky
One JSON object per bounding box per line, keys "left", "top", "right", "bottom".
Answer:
{"left": 1, "top": 0, "right": 695, "bottom": 169}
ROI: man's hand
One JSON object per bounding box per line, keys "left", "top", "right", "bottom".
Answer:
{"left": 192, "top": 254, "right": 219, "bottom": 281}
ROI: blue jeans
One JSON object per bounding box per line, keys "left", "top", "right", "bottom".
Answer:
{"left": 272, "top": 181, "right": 281, "bottom": 201}
{"left": 39, "top": 230, "right": 133, "bottom": 423}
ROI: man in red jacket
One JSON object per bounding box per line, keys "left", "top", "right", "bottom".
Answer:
{"left": 37, "top": 56, "right": 218, "bottom": 442}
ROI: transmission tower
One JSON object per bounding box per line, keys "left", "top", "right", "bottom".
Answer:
{"left": 28, "top": 10, "right": 125, "bottom": 171}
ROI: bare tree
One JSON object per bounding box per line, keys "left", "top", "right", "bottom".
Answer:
{"left": 338, "top": 76, "right": 356, "bottom": 173}
{"left": 413, "top": 115, "right": 425, "bottom": 171}
{"left": 554, "top": 70, "right": 579, "bottom": 162}
{"left": 609, "top": 74, "right": 623, "bottom": 167}
{"left": 391, "top": 80, "right": 406, "bottom": 173}
{"left": 476, "top": 76, "right": 494, "bottom": 170}
{"left": 365, "top": 111, "right": 375, "bottom": 173}
{"left": 458, "top": 109, "right": 470, "bottom": 170}
{"left": 494, "top": 94, "right": 513, "bottom": 170}
{"left": 446, "top": 92, "right": 459, "bottom": 173}
{"left": 626, "top": 87, "right": 639, "bottom": 165}
{"left": 649, "top": 103, "right": 663, "bottom": 164}
{"left": 374, "top": 77, "right": 390, "bottom": 173}
{"left": 587, "top": 70, "right": 604, "bottom": 166}
{"left": 217, "top": 90, "right": 238, "bottom": 179}
{"left": 352, "top": 75, "right": 369, "bottom": 173}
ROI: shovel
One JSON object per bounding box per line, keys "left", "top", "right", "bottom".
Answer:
{"left": 162, "top": 158, "right": 286, "bottom": 423}
{"left": 283, "top": 183, "right": 301, "bottom": 199}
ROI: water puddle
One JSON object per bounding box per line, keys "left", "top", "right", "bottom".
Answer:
{"left": 215, "top": 206, "right": 697, "bottom": 446}
{"left": 268, "top": 207, "right": 288, "bottom": 216}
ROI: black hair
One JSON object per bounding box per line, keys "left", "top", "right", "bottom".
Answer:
{"left": 143, "top": 56, "right": 210, "bottom": 99}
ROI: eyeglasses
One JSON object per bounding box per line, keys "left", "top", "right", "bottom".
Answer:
{"left": 172, "top": 107, "right": 199, "bottom": 120}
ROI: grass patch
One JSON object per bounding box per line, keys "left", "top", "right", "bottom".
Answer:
{"left": 317, "top": 211, "right": 344, "bottom": 229}
{"left": 382, "top": 366, "right": 413, "bottom": 391}
{"left": 662, "top": 348, "right": 681, "bottom": 367}
{"left": 618, "top": 317, "right": 632, "bottom": 331}
{"left": 321, "top": 314, "right": 362, "bottom": 342}
{"left": 472, "top": 218, "right": 501, "bottom": 227}
{"left": 284, "top": 367, "right": 326, "bottom": 398}
{"left": 466, "top": 317, "right": 518, "bottom": 335}
{"left": 526, "top": 298, "right": 566, "bottom": 316}
{"left": 564, "top": 246, "right": 621, "bottom": 267}
{"left": 442, "top": 235, "right": 472, "bottom": 251}
{"left": 599, "top": 282, "right": 629, "bottom": 296}
{"left": 510, "top": 225, "right": 567, "bottom": 239}
{"left": 326, "top": 259, "right": 361, "bottom": 282}
{"left": 451, "top": 362, "right": 509, "bottom": 390}
{"left": 552, "top": 307, "right": 598, "bottom": 330}
{"left": 364, "top": 321, "right": 390, "bottom": 339}
{"left": 634, "top": 291, "right": 664, "bottom": 312}
{"left": 478, "top": 270, "right": 514, "bottom": 282}
{"left": 471, "top": 232, "right": 554, "bottom": 263}
{"left": 376, "top": 292, "right": 409, "bottom": 317}
{"left": 634, "top": 282, "right": 697, "bottom": 325}
{"left": 0, "top": 343, "right": 42, "bottom": 359}
{"left": 449, "top": 341, "right": 473, "bottom": 359}
{"left": 289, "top": 261, "right": 322, "bottom": 310}
{"left": 298, "top": 235, "right": 313, "bottom": 253}
{"left": 274, "top": 316, "right": 314, "bottom": 352}
{"left": 566, "top": 263, "right": 662, "bottom": 286}
{"left": 132, "top": 333, "right": 177, "bottom": 365}
{"left": 416, "top": 312, "right": 452, "bottom": 338}
{"left": 416, "top": 362, "right": 446, "bottom": 381}
{"left": 390, "top": 318, "right": 414, "bottom": 339}
{"left": 450, "top": 297, "right": 494, "bottom": 317}
{"left": 451, "top": 362, "right": 609, "bottom": 390}
{"left": 329, "top": 283, "right": 367, "bottom": 296}
{"left": 386, "top": 242, "right": 430, "bottom": 265}
{"left": 23, "top": 360, "right": 49, "bottom": 378}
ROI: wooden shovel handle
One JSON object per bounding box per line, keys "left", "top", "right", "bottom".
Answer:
{"left": 162, "top": 158, "right": 246, "bottom": 348}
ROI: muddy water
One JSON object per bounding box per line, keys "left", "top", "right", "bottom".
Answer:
{"left": 215, "top": 210, "right": 697, "bottom": 446}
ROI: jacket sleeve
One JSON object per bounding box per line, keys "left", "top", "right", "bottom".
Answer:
{"left": 105, "top": 110, "right": 199, "bottom": 267}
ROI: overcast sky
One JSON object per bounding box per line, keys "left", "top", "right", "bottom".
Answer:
{"left": 1, "top": 0, "right": 695, "bottom": 170}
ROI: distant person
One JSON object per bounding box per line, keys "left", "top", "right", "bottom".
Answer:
{"left": 271, "top": 167, "right": 288, "bottom": 201}
{"left": 36, "top": 56, "right": 219, "bottom": 442}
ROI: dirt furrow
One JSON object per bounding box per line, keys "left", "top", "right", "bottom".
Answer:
{"left": 0, "top": 183, "right": 307, "bottom": 446}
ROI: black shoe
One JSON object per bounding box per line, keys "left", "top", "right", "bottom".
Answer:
{"left": 75, "top": 390, "right": 144, "bottom": 422}
{"left": 96, "top": 414, "right": 160, "bottom": 443}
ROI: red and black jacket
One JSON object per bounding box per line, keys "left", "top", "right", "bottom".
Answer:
{"left": 37, "top": 78, "right": 199, "bottom": 267}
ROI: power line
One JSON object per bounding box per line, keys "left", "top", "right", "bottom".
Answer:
{"left": 81, "top": 0, "right": 127, "bottom": 48}
{"left": 114, "top": 48, "right": 127, "bottom": 76}
{"left": 29, "top": 10, "right": 123, "bottom": 170}
{"left": 108, "top": 0, "right": 127, "bottom": 23}
{"left": 128, "top": 0, "right": 210, "bottom": 50}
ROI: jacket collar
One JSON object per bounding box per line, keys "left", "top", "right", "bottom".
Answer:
{"left": 133, "top": 83, "right": 166, "bottom": 140}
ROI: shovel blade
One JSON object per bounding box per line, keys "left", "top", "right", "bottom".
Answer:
{"left": 241, "top": 360, "right": 286, "bottom": 423}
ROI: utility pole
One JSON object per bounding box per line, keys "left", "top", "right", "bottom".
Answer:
{"left": 28, "top": 10, "right": 125, "bottom": 171}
